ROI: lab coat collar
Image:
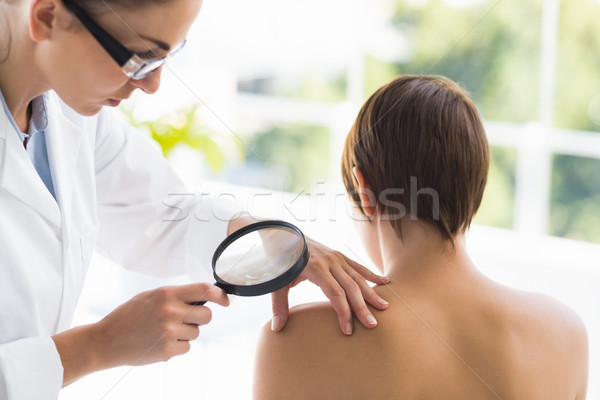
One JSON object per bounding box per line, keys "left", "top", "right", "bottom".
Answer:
{"left": 44, "top": 93, "right": 82, "bottom": 233}
{"left": 44, "top": 95, "right": 85, "bottom": 332}
{"left": 0, "top": 92, "right": 82, "bottom": 229}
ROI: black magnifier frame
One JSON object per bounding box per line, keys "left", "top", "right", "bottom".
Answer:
{"left": 190, "top": 220, "right": 309, "bottom": 305}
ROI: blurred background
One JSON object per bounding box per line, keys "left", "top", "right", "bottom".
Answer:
{"left": 61, "top": 0, "right": 600, "bottom": 398}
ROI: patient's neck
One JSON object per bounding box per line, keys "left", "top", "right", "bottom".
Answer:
{"left": 376, "top": 219, "right": 478, "bottom": 284}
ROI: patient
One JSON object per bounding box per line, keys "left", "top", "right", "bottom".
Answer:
{"left": 253, "top": 75, "right": 588, "bottom": 399}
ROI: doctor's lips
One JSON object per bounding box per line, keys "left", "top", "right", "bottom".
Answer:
{"left": 108, "top": 98, "right": 125, "bottom": 107}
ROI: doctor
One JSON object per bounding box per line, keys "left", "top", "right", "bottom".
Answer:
{"left": 0, "top": 0, "right": 391, "bottom": 398}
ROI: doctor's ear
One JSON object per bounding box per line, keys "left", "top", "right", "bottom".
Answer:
{"left": 352, "top": 167, "right": 376, "bottom": 219}
{"left": 28, "top": 0, "right": 61, "bottom": 42}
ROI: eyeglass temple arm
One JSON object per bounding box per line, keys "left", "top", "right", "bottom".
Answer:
{"left": 62, "top": 0, "right": 133, "bottom": 66}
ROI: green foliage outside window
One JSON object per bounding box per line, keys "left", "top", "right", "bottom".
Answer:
{"left": 242, "top": 124, "right": 330, "bottom": 194}
{"left": 389, "top": 0, "right": 542, "bottom": 123}
{"left": 122, "top": 0, "right": 600, "bottom": 244}
{"left": 122, "top": 106, "right": 228, "bottom": 174}
{"left": 474, "top": 146, "right": 517, "bottom": 229}
{"left": 380, "top": 0, "right": 600, "bottom": 243}
{"left": 555, "top": 0, "right": 600, "bottom": 131}
{"left": 551, "top": 155, "right": 600, "bottom": 243}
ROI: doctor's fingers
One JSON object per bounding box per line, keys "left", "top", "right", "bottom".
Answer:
{"left": 180, "top": 305, "right": 214, "bottom": 327}
{"left": 330, "top": 266, "right": 379, "bottom": 330}
{"left": 306, "top": 267, "right": 355, "bottom": 335}
{"left": 344, "top": 255, "right": 391, "bottom": 286}
{"left": 174, "top": 283, "right": 230, "bottom": 307}
{"left": 338, "top": 261, "right": 390, "bottom": 311}
{"left": 177, "top": 323, "right": 201, "bottom": 341}
{"left": 270, "top": 286, "right": 291, "bottom": 332}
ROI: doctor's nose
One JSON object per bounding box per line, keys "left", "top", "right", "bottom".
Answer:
{"left": 130, "top": 67, "right": 163, "bottom": 94}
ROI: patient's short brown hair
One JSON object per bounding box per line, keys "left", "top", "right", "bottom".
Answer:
{"left": 341, "top": 75, "right": 489, "bottom": 241}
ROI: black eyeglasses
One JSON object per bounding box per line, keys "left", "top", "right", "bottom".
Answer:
{"left": 63, "top": 0, "right": 186, "bottom": 80}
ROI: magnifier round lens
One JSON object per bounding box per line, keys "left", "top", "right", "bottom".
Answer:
{"left": 212, "top": 221, "right": 308, "bottom": 296}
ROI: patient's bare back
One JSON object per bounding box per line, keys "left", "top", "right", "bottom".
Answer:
{"left": 254, "top": 276, "right": 588, "bottom": 400}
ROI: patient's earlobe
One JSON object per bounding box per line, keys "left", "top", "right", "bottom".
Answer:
{"left": 353, "top": 167, "right": 376, "bottom": 218}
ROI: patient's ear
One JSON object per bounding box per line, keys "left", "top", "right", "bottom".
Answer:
{"left": 353, "top": 167, "right": 376, "bottom": 218}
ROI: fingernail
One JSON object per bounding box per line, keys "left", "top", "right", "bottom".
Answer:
{"left": 271, "top": 316, "right": 281, "bottom": 331}
{"left": 377, "top": 298, "right": 389, "bottom": 307}
{"left": 345, "top": 322, "right": 353, "bottom": 335}
{"left": 366, "top": 315, "right": 377, "bottom": 326}
{"left": 381, "top": 277, "right": 391, "bottom": 283}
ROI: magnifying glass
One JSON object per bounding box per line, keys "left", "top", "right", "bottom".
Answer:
{"left": 190, "top": 220, "right": 309, "bottom": 305}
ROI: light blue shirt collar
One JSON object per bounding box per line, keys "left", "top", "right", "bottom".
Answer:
{"left": 0, "top": 89, "right": 56, "bottom": 201}
{"left": 27, "top": 94, "right": 49, "bottom": 138}
{"left": 0, "top": 88, "right": 48, "bottom": 139}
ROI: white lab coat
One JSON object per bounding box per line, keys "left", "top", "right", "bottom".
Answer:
{"left": 0, "top": 91, "right": 239, "bottom": 399}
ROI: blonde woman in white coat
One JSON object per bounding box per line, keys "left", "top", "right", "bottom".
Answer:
{"left": 0, "top": 0, "right": 391, "bottom": 398}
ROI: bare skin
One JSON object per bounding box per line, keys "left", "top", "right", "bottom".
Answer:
{"left": 253, "top": 170, "right": 588, "bottom": 399}
{"left": 229, "top": 214, "right": 390, "bottom": 334}
{"left": 1, "top": 0, "right": 391, "bottom": 388}
{"left": 53, "top": 283, "right": 230, "bottom": 386}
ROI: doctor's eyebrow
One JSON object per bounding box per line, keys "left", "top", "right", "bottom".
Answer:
{"left": 137, "top": 35, "right": 171, "bottom": 51}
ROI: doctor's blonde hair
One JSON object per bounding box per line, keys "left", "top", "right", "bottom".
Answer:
{"left": 0, "top": 0, "right": 19, "bottom": 63}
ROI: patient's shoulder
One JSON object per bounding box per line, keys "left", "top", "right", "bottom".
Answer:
{"left": 253, "top": 287, "right": 588, "bottom": 400}
{"left": 531, "top": 292, "right": 587, "bottom": 357}
{"left": 253, "top": 302, "right": 360, "bottom": 399}
{"left": 254, "top": 301, "right": 344, "bottom": 363}
{"left": 505, "top": 288, "right": 589, "bottom": 394}
{"left": 497, "top": 286, "right": 587, "bottom": 342}
{"left": 262, "top": 301, "right": 347, "bottom": 341}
